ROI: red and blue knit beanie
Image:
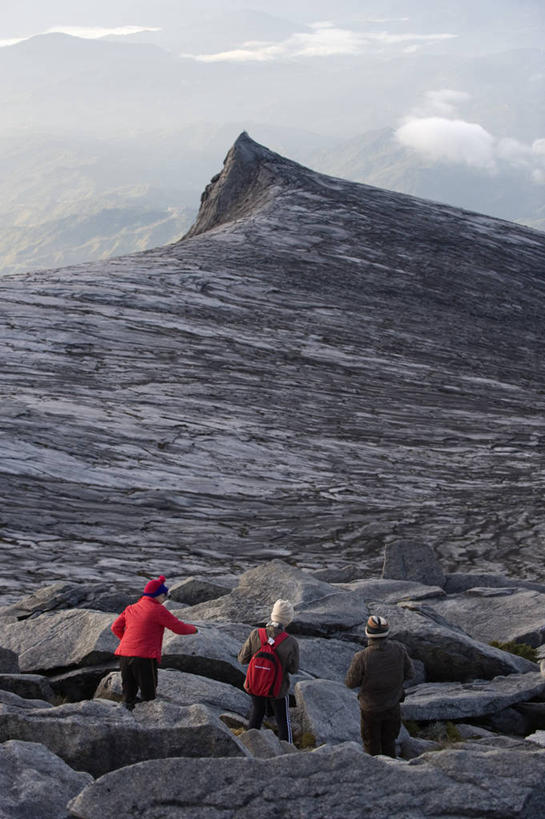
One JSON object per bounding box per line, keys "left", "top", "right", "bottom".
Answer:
{"left": 143, "top": 575, "right": 169, "bottom": 598}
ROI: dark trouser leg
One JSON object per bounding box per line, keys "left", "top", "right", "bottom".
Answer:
{"left": 119, "top": 656, "right": 139, "bottom": 707}
{"left": 272, "top": 696, "right": 292, "bottom": 743}
{"left": 360, "top": 709, "right": 382, "bottom": 755}
{"left": 248, "top": 695, "right": 267, "bottom": 729}
{"left": 360, "top": 706, "right": 401, "bottom": 757}
{"left": 132, "top": 657, "right": 158, "bottom": 701}
{"left": 380, "top": 705, "right": 401, "bottom": 758}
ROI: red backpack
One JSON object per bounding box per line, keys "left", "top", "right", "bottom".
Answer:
{"left": 244, "top": 628, "right": 289, "bottom": 698}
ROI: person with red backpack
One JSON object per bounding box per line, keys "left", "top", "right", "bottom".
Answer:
{"left": 238, "top": 599, "right": 299, "bottom": 742}
{"left": 111, "top": 574, "right": 198, "bottom": 710}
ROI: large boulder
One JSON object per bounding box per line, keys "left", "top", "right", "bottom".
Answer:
{"left": 168, "top": 576, "right": 233, "bottom": 606}
{"left": 0, "top": 673, "right": 56, "bottom": 703}
{"left": 237, "top": 728, "right": 298, "bottom": 759}
{"left": 67, "top": 741, "right": 545, "bottom": 819}
{"left": 361, "top": 601, "right": 537, "bottom": 681}
{"left": 181, "top": 559, "right": 340, "bottom": 624}
{"left": 382, "top": 542, "right": 446, "bottom": 588}
{"left": 418, "top": 587, "right": 545, "bottom": 647}
{"left": 0, "top": 581, "right": 138, "bottom": 619}
{"left": 336, "top": 578, "right": 446, "bottom": 603}
{"left": 402, "top": 672, "right": 545, "bottom": 721}
{"left": 161, "top": 622, "right": 247, "bottom": 686}
{"left": 444, "top": 573, "right": 545, "bottom": 595}
{"left": 0, "top": 609, "right": 117, "bottom": 672}
{"left": 294, "top": 679, "right": 361, "bottom": 746}
{"left": 0, "top": 693, "right": 246, "bottom": 777}
{"left": 95, "top": 667, "right": 249, "bottom": 716}
{"left": 0, "top": 740, "right": 92, "bottom": 819}
{"left": 298, "top": 637, "right": 365, "bottom": 683}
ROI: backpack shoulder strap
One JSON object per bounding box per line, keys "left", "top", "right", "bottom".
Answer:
{"left": 272, "top": 631, "right": 290, "bottom": 647}
{"left": 257, "top": 627, "right": 268, "bottom": 647}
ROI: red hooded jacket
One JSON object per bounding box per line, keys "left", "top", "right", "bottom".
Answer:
{"left": 111, "top": 596, "right": 197, "bottom": 661}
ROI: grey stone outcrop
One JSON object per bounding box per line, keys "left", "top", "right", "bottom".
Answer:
{"left": 0, "top": 609, "right": 117, "bottom": 672}
{"left": 0, "top": 694, "right": 246, "bottom": 777}
{"left": 0, "top": 673, "right": 56, "bottom": 703}
{"left": 161, "top": 622, "right": 246, "bottom": 686}
{"left": 420, "top": 587, "right": 545, "bottom": 647}
{"left": 444, "top": 573, "right": 545, "bottom": 595}
{"left": 67, "top": 741, "right": 545, "bottom": 819}
{"left": 298, "top": 636, "right": 365, "bottom": 683}
{"left": 181, "top": 560, "right": 341, "bottom": 625}
{"left": 0, "top": 740, "right": 92, "bottom": 819}
{"left": 295, "top": 679, "right": 361, "bottom": 745}
{"left": 0, "top": 581, "right": 138, "bottom": 620}
{"left": 382, "top": 542, "right": 446, "bottom": 587}
{"left": 363, "top": 601, "right": 536, "bottom": 681}
{"left": 168, "top": 575, "right": 233, "bottom": 606}
{"left": 95, "top": 667, "right": 249, "bottom": 716}
{"left": 401, "top": 672, "right": 545, "bottom": 721}
{"left": 237, "top": 728, "right": 298, "bottom": 758}
{"left": 337, "top": 578, "right": 446, "bottom": 603}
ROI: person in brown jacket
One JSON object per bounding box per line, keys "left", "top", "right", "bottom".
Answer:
{"left": 345, "top": 614, "right": 414, "bottom": 757}
{"left": 238, "top": 599, "right": 299, "bottom": 743}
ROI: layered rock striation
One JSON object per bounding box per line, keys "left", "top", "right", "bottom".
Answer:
{"left": 1, "top": 133, "right": 545, "bottom": 598}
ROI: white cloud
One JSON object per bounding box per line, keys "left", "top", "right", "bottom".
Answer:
{"left": 396, "top": 117, "right": 497, "bottom": 169}
{"left": 186, "top": 23, "right": 457, "bottom": 63}
{"left": 416, "top": 89, "right": 471, "bottom": 117}
{"left": 0, "top": 25, "right": 161, "bottom": 48}
{"left": 395, "top": 97, "right": 545, "bottom": 182}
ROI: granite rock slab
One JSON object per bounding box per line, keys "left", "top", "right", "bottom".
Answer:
{"left": 67, "top": 741, "right": 545, "bottom": 819}
{"left": 0, "top": 740, "right": 92, "bottom": 819}
{"left": 161, "top": 622, "right": 246, "bottom": 686}
{"left": 402, "top": 671, "right": 545, "bottom": 721}
{"left": 419, "top": 587, "right": 545, "bottom": 647}
{"left": 0, "top": 673, "right": 56, "bottom": 703}
{"left": 294, "top": 679, "right": 361, "bottom": 746}
{"left": 0, "top": 695, "right": 246, "bottom": 777}
{"left": 95, "top": 667, "right": 249, "bottom": 716}
{"left": 382, "top": 541, "right": 446, "bottom": 587}
{"left": 0, "top": 609, "right": 117, "bottom": 672}
{"left": 363, "top": 601, "right": 537, "bottom": 681}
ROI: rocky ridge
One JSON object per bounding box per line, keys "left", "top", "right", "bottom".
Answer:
{"left": 1, "top": 133, "right": 545, "bottom": 600}
{"left": 1, "top": 547, "right": 545, "bottom": 817}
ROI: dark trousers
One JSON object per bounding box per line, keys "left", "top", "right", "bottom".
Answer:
{"left": 248, "top": 694, "right": 293, "bottom": 743}
{"left": 360, "top": 705, "right": 401, "bottom": 757}
{"left": 119, "top": 656, "right": 158, "bottom": 707}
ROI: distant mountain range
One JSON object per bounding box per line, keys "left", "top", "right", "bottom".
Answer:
{"left": 0, "top": 8, "right": 543, "bottom": 275}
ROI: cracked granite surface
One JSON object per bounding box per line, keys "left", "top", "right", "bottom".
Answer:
{"left": 1, "top": 133, "right": 545, "bottom": 602}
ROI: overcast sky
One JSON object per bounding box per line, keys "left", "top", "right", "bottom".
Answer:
{"left": 1, "top": 1, "right": 544, "bottom": 179}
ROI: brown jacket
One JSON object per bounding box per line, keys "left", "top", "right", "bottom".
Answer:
{"left": 238, "top": 625, "right": 299, "bottom": 699}
{"left": 345, "top": 639, "right": 414, "bottom": 712}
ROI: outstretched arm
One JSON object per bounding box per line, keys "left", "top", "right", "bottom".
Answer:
{"left": 158, "top": 606, "right": 198, "bottom": 635}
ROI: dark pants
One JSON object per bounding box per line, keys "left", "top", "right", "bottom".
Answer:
{"left": 119, "top": 656, "right": 158, "bottom": 707}
{"left": 360, "top": 705, "right": 401, "bottom": 757}
{"left": 248, "top": 694, "right": 293, "bottom": 743}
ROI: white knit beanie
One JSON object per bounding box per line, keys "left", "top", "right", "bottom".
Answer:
{"left": 270, "top": 599, "right": 294, "bottom": 627}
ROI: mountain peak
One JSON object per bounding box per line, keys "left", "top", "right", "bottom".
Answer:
{"left": 183, "top": 131, "right": 296, "bottom": 239}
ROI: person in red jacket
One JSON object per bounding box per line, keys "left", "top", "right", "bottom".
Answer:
{"left": 111, "top": 574, "right": 197, "bottom": 710}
